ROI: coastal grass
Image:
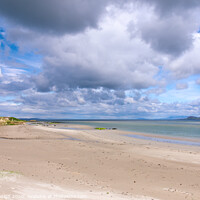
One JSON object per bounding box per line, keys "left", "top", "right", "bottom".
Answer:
{"left": 0, "top": 170, "right": 21, "bottom": 177}
{"left": 0, "top": 117, "right": 25, "bottom": 126}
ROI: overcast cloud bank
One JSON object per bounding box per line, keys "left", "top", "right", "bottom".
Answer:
{"left": 0, "top": 0, "right": 200, "bottom": 118}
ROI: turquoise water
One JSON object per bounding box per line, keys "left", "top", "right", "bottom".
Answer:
{"left": 61, "top": 120, "right": 200, "bottom": 139}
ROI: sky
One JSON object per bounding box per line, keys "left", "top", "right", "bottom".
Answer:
{"left": 0, "top": 0, "right": 200, "bottom": 119}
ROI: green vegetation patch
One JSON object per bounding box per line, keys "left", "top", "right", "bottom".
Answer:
{"left": 8, "top": 117, "right": 22, "bottom": 121}
{"left": 0, "top": 117, "right": 25, "bottom": 126}
{"left": 48, "top": 122, "right": 60, "bottom": 124}
{"left": 0, "top": 170, "right": 21, "bottom": 178}
{"left": 95, "top": 127, "right": 117, "bottom": 130}
{"left": 95, "top": 127, "right": 107, "bottom": 130}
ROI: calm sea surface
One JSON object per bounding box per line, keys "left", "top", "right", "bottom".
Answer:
{"left": 60, "top": 120, "right": 200, "bottom": 139}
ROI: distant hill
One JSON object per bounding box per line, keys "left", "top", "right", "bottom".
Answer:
{"left": 185, "top": 116, "right": 200, "bottom": 120}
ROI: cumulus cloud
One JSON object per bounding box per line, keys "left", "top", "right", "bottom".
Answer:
{"left": 137, "top": 15, "right": 196, "bottom": 56}
{"left": 7, "top": 6, "right": 161, "bottom": 91}
{"left": 0, "top": 80, "right": 31, "bottom": 93}
{"left": 8, "top": 89, "right": 199, "bottom": 119}
{"left": 143, "top": 0, "right": 200, "bottom": 15}
{"left": 167, "top": 34, "right": 200, "bottom": 78}
{"left": 0, "top": 61, "right": 32, "bottom": 95}
{"left": 0, "top": 0, "right": 108, "bottom": 34}
{"left": 127, "top": 0, "right": 200, "bottom": 56}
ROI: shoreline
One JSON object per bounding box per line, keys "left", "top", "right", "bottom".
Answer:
{"left": 0, "top": 124, "right": 200, "bottom": 200}
{"left": 35, "top": 121, "right": 200, "bottom": 147}
{"left": 50, "top": 120, "right": 200, "bottom": 140}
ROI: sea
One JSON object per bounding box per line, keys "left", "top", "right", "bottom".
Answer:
{"left": 57, "top": 120, "right": 200, "bottom": 139}
{"left": 56, "top": 120, "right": 200, "bottom": 146}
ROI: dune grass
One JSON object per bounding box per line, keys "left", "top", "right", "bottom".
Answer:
{"left": 0, "top": 117, "right": 25, "bottom": 126}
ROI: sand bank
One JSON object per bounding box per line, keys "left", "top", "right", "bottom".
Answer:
{"left": 0, "top": 124, "right": 200, "bottom": 200}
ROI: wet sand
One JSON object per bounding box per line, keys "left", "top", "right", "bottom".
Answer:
{"left": 0, "top": 124, "right": 200, "bottom": 200}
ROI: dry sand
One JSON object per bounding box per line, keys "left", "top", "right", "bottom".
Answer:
{"left": 0, "top": 124, "right": 200, "bottom": 200}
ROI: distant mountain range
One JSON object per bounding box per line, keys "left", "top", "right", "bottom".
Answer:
{"left": 184, "top": 116, "right": 200, "bottom": 120}
{"left": 21, "top": 117, "right": 200, "bottom": 121}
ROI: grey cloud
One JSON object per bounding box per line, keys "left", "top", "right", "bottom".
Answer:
{"left": 1, "top": 0, "right": 200, "bottom": 58}
{"left": 15, "top": 89, "right": 200, "bottom": 119}
{"left": 84, "top": 89, "right": 113, "bottom": 103}
{"left": 4, "top": 0, "right": 199, "bottom": 88}
{"left": 34, "top": 60, "right": 158, "bottom": 91}
{"left": 0, "top": 0, "right": 108, "bottom": 34}
{"left": 0, "top": 81, "right": 31, "bottom": 92}
{"left": 145, "top": 0, "right": 200, "bottom": 15}
{"left": 128, "top": 3, "right": 200, "bottom": 56}
{"left": 138, "top": 16, "right": 195, "bottom": 56}
{"left": 19, "top": 88, "right": 127, "bottom": 110}
{"left": 83, "top": 89, "right": 126, "bottom": 105}
{"left": 167, "top": 35, "right": 200, "bottom": 79}
{"left": 19, "top": 87, "right": 152, "bottom": 114}
{"left": 4, "top": 7, "right": 161, "bottom": 91}
{"left": 19, "top": 92, "right": 69, "bottom": 108}
{"left": 2, "top": 0, "right": 200, "bottom": 37}
{"left": 113, "top": 0, "right": 200, "bottom": 13}
{"left": 33, "top": 74, "right": 50, "bottom": 92}
{"left": 28, "top": 25, "right": 160, "bottom": 91}
{"left": 114, "top": 90, "right": 125, "bottom": 98}
{"left": 8, "top": 28, "right": 156, "bottom": 91}
{"left": 126, "top": 0, "right": 200, "bottom": 56}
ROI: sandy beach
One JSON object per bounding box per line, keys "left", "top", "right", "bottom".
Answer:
{"left": 0, "top": 124, "right": 200, "bottom": 200}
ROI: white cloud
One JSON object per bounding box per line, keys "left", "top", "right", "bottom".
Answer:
{"left": 0, "top": 67, "right": 3, "bottom": 78}
{"left": 176, "top": 82, "right": 188, "bottom": 90}
{"left": 167, "top": 33, "right": 200, "bottom": 79}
